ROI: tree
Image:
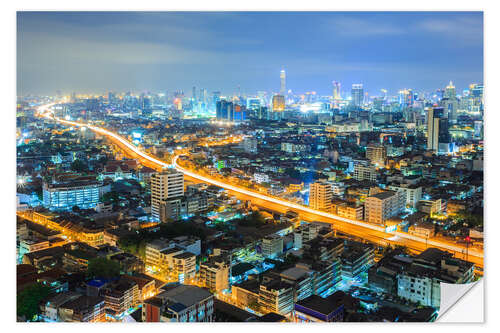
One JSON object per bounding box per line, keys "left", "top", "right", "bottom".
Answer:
{"left": 101, "top": 191, "right": 120, "bottom": 204}
{"left": 71, "top": 159, "right": 88, "bottom": 173}
{"left": 17, "top": 283, "right": 51, "bottom": 321}
{"left": 86, "top": 257, "right": 121, "bottom": 279}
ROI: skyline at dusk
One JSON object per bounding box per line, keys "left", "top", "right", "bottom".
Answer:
{"left": 15, "top": 9, "right": 484, "bottom": 324}
{"left": 17, "top": 11, "right": 483, "bottom": 96}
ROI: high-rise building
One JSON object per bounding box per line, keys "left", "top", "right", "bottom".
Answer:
{"left": 351, "top": 84, "right": 364, "bottom": 107}
{"left": 398, "top": 89, "right": 413, "bottom": 108}
{"left": 332, "top": 81, "right": 341, "bottom": 100}
{"left": 444, "top": 81, "right": 456, "bottom": 99}
{"left": 246, "top": 97, "right": 261, "bottom": 110}
{"left": 364, "top": 191, "right": 405, "bottom": 225}
{"left": 192, "top": 86, "right": 197, "bottom": 101}
{"left": 442, "top": 81, "right": 458, "bottom": 123}
{"left": 233, "top": 104, "right": 247, "bottom": 122}
{"left": 216, "top": 100, "right": 234, "bottom": 122}
{"left": 151, "top": 169, "right": 184, "bottom": 222}
{"left": 309, "top": 181, "right": 333, "bottom": 212}
{"left": 366, "top": 144, "right": 387, "bottom": 167}
{"left": 474, "top": 120, "right": 483, "bottom": 139}
{"left": 353, "top": 164, "right": 377, "bottom": 182}
{"left": 280, "top": 69, "right": 286, "bottom": 95}
{"left": 427, "top": 107, "right": 450, "bottom": 153}
{"left": 272, "top": 94, "right": 285, "bottom": 112}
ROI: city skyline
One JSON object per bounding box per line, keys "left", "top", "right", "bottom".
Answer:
{"left": 17, "top": 11, "right": 483, "bottom": 96}
{"left": 15, "top": 10, "right": 484, "bottom": 323}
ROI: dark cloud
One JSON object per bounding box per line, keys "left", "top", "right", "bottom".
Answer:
{"left": 17, "top": 11, "right": 483, "bottom": 96}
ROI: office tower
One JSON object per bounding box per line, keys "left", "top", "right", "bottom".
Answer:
{"left": 427, "top": 107, "right": 450, "bottom": 153}
{"left": 272, "top": 94, "right": 285, "bottom": 112}
{"left": 246, "top": 97, "right": 261, "bottom": 110}
{"left": 380, "top": 89, "right": 388, "bottom": 100}
{"left": 442, "top": 81, "right": 458, "bottom": 123}
{"left": 332, "top": 81, "right": 341, "bottom": 100}
{"left": 192, "top": 86, "right": 197, "bottom": 101}
{"left": 351, "top": 84, "right": 364, "bottom": 107}
{"left": 398, "top": 89, "right": 413, "bottom": 108}
{"left": 108, "top": 92, "right": 115, "bottom": 104}
{"left": 43, "top": 179, "right": 104, "bottom": 211}
{"left": 216, "top": 100, "right": 234, "bottom": 122}
{"left": 474, "top": 120, "right": 483, "bottom": 139}
{"left": 233, "top": 104, "right": 247, "bottom": 122}
{"left": 201, "top": 88, "right": 208, "bottom": 105}
{"left": 212, "top": 91, "right": 221, "bottom": 109}
{"left": 444, "top": 81, "right": 456, "bottom": 99}
{"left": 85, "top": 98, "right": 99, "bottom": 120}
{"left": 257, "top": 106, "right": 269, "bottom": 120}
{"left": 441, "top": 97, "right": 458, "bottom": 124}
{"left": 151, "top": 169, "right": 184, "bottom": 222}
{"left": 280, "top": 69, "right": 286, "bottom": 95}
{"left": 366, "top": 144, "right": 387, "bottom": 167}
{"left": 140, "top": 95, "right": 152, "bottom": 115}
{"left": 309, "top": 181, "right": 333, "bottom": 212}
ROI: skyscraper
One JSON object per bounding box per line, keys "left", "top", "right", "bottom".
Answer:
{"left": 444, "top": 81, "right": 456, "bottom": 99}
{"left": 427, "top": 107, "right": 450, "bottom": 153}
{"left": 280, "top": 69, "right": 286, "bottom": 95}
{"left": 398, "top": 89, "right": 414, "bottom": 108}
{"left": 332, "top": 81, "right": 341, "bottom": 100}
{"left": 151, "top": 169, "right": 184, "bottom": 222}
{"left": 442, "top": 81, "right": 458, "bottom": 123}
{"left": 216, "top": 100, "right": 234, "bottom": 122}
{"left": 272, "top": 95, "right": 285, "bottom": 112}
{"left": 351, "top": 84, "right": 364, "bottom": 107}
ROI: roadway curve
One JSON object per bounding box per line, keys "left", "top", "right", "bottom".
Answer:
{"left": 37, "top": 104, "right": 483, "bottom": 266}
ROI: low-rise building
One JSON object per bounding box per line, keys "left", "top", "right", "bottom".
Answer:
{"left": 397, "top": 248, "right": 475, "bottom": 307}
{"left": 199, "top": 255, "right": 231, "bottom": 292}
{"left": 142, "top": 284, "right": 214, "bottom": 322}
{"left": 261, "top": 234, "right": 283, "bottom": 258}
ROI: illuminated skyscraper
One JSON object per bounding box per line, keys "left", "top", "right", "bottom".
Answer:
{"left": 216, "top": 100, "right": 234, "bottom": 121}
{"left": 280, "top": 69, "right": 286, "bottom": 95}
{"left": 398, "top": 89, "right": 414, "bottom": 108}
{"left": 444, "top": 81, "right": 456, "bottom": 99}
{"left": 442, "top": 81, "right": 458, "bottom": 123}
{"left": 427, "top": 107, "right": 450, "bottom": 153}
{"left": 272, "top": 95, "right": 285, "bottom": 112}
{"left": 332, "top": 81, "right": 341, "bottom": 100}
{"left": 351, "top": 84, "right": 364, "bottom": 107}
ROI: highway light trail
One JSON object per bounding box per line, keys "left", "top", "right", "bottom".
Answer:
{"left": 38, "top": 103, "right": 483, "bottom": 259}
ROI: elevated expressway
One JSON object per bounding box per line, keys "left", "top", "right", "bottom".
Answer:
{"left": 37, "top": 104, "right": 483, "bottom": 269}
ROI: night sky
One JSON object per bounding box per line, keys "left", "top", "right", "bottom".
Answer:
{"left": 17, "top": 11, "right": 483, "bottom": 96}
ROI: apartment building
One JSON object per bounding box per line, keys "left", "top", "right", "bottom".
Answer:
{"left": 151, "top": 169, "right": 184, "bottom": 222}
{"left": 309, "top": 181, "right": 333, "bottom": 212}
{"left": 364, "top": 190, "right": 405, "bottom": 225}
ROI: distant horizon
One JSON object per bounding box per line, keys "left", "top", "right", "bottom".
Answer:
{"left": 17, "top": 11, "right": 483, "bottom": 96}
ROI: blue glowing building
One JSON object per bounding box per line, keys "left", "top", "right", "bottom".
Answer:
{"left": 42, "top": 179, "right": 106, "bottom": 211}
